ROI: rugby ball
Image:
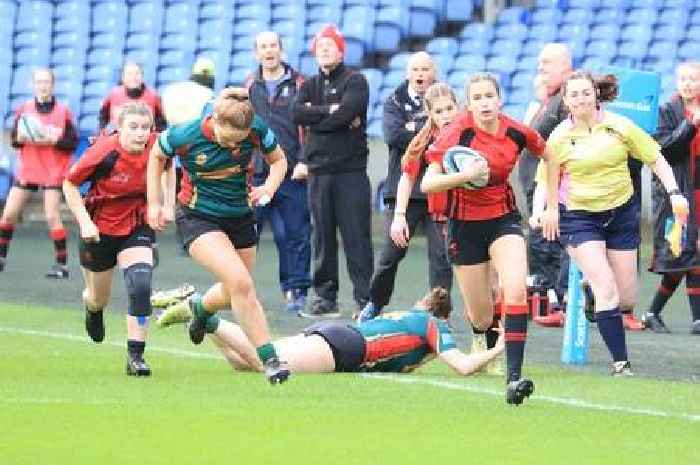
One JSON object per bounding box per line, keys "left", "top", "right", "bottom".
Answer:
{"left": 443, "top": 145, "right": 490, "bottom": 189}
{"left": 161, "top": 81, "right": 214, "bottom": 125}
{"left": 18, "top": 114, "right": 46, "bottom": 142}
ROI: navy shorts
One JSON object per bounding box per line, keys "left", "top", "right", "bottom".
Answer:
{"left": 447, "top": 212, "right": 524, "bottom": 266}
{"left": 79, "top": 225, "right": 155, "bottom": 272}
{"left": 175, "top": 205, "right": 257, "bottom": 252}
{"left": 559, "top": 198, "right": 640, "bottom": 250}
{"left": 13, "top": 180, "right": 62, "bottom": 191}
{"left": 303, "top": 322, "right": 366, "bottom": 372}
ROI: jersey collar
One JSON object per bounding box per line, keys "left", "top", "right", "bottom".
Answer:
{"left": 201, "top": 116, "right": 216, "bottom": 142}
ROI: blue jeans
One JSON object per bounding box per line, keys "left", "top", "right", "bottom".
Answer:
{"left": 255, "top": 178, "right": 311, "bottom": 293}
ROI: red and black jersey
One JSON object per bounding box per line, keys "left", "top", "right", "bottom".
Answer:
{"left": 402, "top": 127, "right": 449, "bottom": 220}
{"left": 426, "top": 111, "right": 546, "bottom": 221}
{"left": 66, "top": 133, "right": 157, "bottom": 236}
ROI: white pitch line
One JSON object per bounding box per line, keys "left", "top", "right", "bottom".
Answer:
{"left": 3, "top": 326, "right": 699, "bottom": 423}
{"left": 362, "top": 374, "right": 700, "bottom": 423}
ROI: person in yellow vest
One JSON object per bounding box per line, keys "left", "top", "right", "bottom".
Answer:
{"left": 0, "top": 68, "right": 78, "bottom": 277}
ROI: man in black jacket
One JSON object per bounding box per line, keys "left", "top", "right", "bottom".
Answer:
{"left": 247, "top": 31, "right": 311, "bottom": 314}
{"left": 358, "top": 51, "right": 452, "bottom": 321}
{"left": 292, "top": 24, "right": 373, "bottom": 317}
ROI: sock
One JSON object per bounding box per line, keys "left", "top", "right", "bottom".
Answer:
{"left": 486, "top": 302, "right": 502, "bottom": 349}
{"left": 127, "top": 340, "right": 145, "bottom": 360}
{"left": 595, "top": 307, "right": 628, "bottom": 362}
{"left": 49, "top": 228, "right": 67, "bottom": 266}
{"left": 205, "top": 314, "right": 220, "bottom": 333}
{"left": 191, "top": 294, "right": 209, "bottom": 322}
{"left": 686, "top": 269, "right": 700, "bottom": 321}
{"left": 471, "top": 325, "right": 485, "bottom": 335}
{"left": 256, "top": 342, "right": 277, "bottom": 364}
{"left": 0, "top": 222, "right": 14, "bottom": 260}
{"left": 648, "top": 273, "right": 682, "bottom": 316}
{"left": 504, "top": 303, "right": 528, "bottom": 383}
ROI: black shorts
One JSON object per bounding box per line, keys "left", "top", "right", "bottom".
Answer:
{"left": 13, "top": 180, "right": 62, "bottom": 191}
{"left": 176, "top": 206, "right": 257, "bottom": 252}
{"left": 303, "top": 322, "right": 366, "bottom": 372}
{"left": 79, "top": 225, "right": 155, "bottom": 272}
{"left": 447, "top": 212, "right": 523, "bottom": 266}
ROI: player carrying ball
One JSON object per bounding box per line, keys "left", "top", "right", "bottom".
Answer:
{"left": 421, "top": 73, "right": 559, "bottom": 404}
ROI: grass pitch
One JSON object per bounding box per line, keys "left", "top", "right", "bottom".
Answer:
{"left": 0, "top": 224, "right": 698, "bottom": 464}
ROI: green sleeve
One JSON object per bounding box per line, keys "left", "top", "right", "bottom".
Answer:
{"left": 252, "top": 115, "right": 278, "bottom": 155}
{"left": 157, "top": 118, "right": 201, "bottom": 158}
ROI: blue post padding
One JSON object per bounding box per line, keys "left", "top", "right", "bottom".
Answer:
{"left": 561, "top": 262, "right": 589, "bottom": 365}
{"left": 603, "top": 66, "right": 661, "bottom": 134}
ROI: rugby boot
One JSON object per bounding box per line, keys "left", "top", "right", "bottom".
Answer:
{"left": 46, "top": 264, "right": 69, "bottom": 279}
{"left": 691, "top": 320, "right": 700, "bottom": 335}
{"left": 622, "top": 312, "right": 645, "bottom": 331}
{"left": 155, "top": 300, "right": 193, "bottom": 328}
{"left": 611, "top": 360, "right": 633, "bottom": 377}
{"left": 126, "top": 354, "right": 151, "bottom": 377}
{"left": 85, "top": 308, "right": 105, "bottom": 343}
{"left": 506, "top": 378, "right": 535, "bottom": 405}
{"left": 644, "top": 313, "right": 670, "bottom": 334}
{"left": 151, "top": 283, "right": 196, "bottom": 308}
{"left": 264, "top": 357, "right": 291, "bottom": 385}
{"left": 299, "top": 297, "right": 340, "bottom": 318}
{"left": 357, "top": 301, "right": 381, "bottom": 322}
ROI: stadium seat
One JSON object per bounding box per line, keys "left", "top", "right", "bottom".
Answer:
{"left": 367, "top": 120, "right": 383, "bottom": 138}
{"left": 388, "top": 53, "right": 410, "bottom": 71}
{"left": 633, "top": 0, "right": 663, "bottom": 8}
{"left": 658, "top": 8, "right": 689, "bottom": 27}
{"left": 83, "top": 81, "right": 111, "bottom": 99}
{"left": 528, "top": 24, "right": 558, "bottom": 43}
{"left": 685, "top": 25, "right": 700, "bottom": 42}
{"left": 79, "top": 113, "right": 99, "bottom": 134}
{"left": 678, "top": 40, "right": 700, "bottom": 60}
{"left": 651, "top": 24, "right": 683, "bottom": 43}
{"left": 85, "top": 65, "right": 115, "bottom": 84}
{"left": 502, "top": 104, "right": 525, "bottom": 121}
{"left": 589, "top": 24, "right": 620, "bottom": 42}
{"left": 273, "top": 3, "right": 306, "bottom": 23}
{"left": 620, "top": 25, "right": 653, "bottom": 44}
{"left": 81, "top": 97, "right": 103, "bottom": 116}
{"left": 626, "top": 8, "right": 658, "bottom": 25}
{"left": 453, "top": 54, "right": 486, "bottom": 72}
{"left": 563, "top": 8, "right": 594, "bottom": 25}
{"left": 486, "top": 56, "right": 517, "bottom": 75}
{"left": 16, "top": 1, "right": 53, "bottom": 33}
{"left": 94, "top": 15, "right": 128, "bottom": 36}
{"left": 617, "top": 40, "right": 648, "bottom": 60}
{"left": 408, "top": 2, "right": 437, "bottom": 37}
{"left": 444, "top": 0, "right": 473, "bottom": 21}
{"left": 585, "top": 40, "right": 617, "bottom": 60}
{"left": 489, "top": 39, "right": 522, "bottom": 58}
{"left": 54, "top": 0, "right": 90, "bottom": 20}
{"left": 199, "top": 35, "right": 232, "bottom": 53}
{"left": 494, "top": 23, "right": 528, "bottom": 41}
{"left": 161, "top": 33, "right": 197, "bottom": 53}
{"left": 496, "top": 7, "right": 529, "bottom": 24}
{"left": 433, "top": 54, "right": 453, "bottom": 76}
{"left": 160, "top": 49, "right": 194, "bottom": 68}
{"left": 228, "top": 67, "right": 253, "bottom": 86}
{"left": 91, "top": 32, "right": 126, "bottom": 51}
{"left": 595, "top": 7, "right": 626, "bottom": 25}
{"left": 611, "top": 56, "right": 637, "bottom": 68}
{"left": 459, "top": 23, "right": 494, "bottom": 43}
{"left": 458, "top": 38, "right": 489, "bottom": 56}
{"left": 690, "top": 9, "right": 700, "bottom": 26}
{"left": 157, "top": 66, "right": 190, "bottom": 86}
{"left": 510, "top": 71, "right": 536, "bottom": 91}
{"left": 233, "top": 20, "right": 268, "bottom": 38}
{"left": 54, "top": 17, "right": 84, "bottom": 34}
{"left": 87, "top": 48, "right": 122, "bottom": 69}
{"left": 238, "top": 3, "right": 272, "bottom": 23}
{"left": 642, "top": 58, "right": 675, "bottom": 74}
{"left": 529, "top": 7, "right": 563, "bottom": 25}
{"left": 200, "top": 2, "right": 231, "bottom": 21}
{"left": 426, "top": 38, "right": 459, "bottom": 57}
{"left": 580, "top": 55, "right": 610, "bottom": 71}
{"left": 124, "top": 49, "right": 157, "bottom": 68}
{"left": 558, "top": 24, "right": 589, "bottom": 43}
{"left": 507, "top": 88, "right": 531, "bottom": 106}
{"left": 14, "top": 31, "right": 47, "bottom": 49}
{"left": 522, "top": 39, "right": 547, "bottom": 58}
{"left": 231, "top": 51, "right": 257, "bottom": 70}
{"left": 11, "top": 66, "right": 36, "bottom": 95}
{"left": 14, "top": 47, "right": 50, "bottom": 67}
{"left": 383, "top": 69, "right": 405, "bottom": 89}
{"left": 127, "top": 33, "right": 158, "bottom": 52}
{"left": 647, "top": 41, "right": 678, "bottom": 60}
{"left": 52, "top": 47, "right": 86, "bottom": 67}
{"left": 128, "top": 12, "right": 161, "bottom": 35}
{"left": 306, "top": 4, "right": 342, "bottom": 24}
{"left": 93, "top": 2, "right": 128, "bottom": 30}
{"left": 54, "top": 32, "right": 89, "bottom": 51}
{"left": 515, "top": 55, "right": 539, "bottom": 72}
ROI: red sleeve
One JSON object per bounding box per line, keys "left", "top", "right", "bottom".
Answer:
{"left": 424, "top": 116, "right": 465, "bottom": 167}
{"left": 401, "top": 158, "right": 420, "bottom": 178}
{"left": 520, "top": 121, "right": 546, "bottom": 156}
{"left": 65, "top": 137, "right": 114, "bottom": 185}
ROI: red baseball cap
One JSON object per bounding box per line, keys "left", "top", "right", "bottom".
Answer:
{"left": 310, "top": 23, "right": 345, "bottom": 56}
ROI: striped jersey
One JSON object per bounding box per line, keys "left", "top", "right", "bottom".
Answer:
{"left": 356, "top": 309, "right": 456, "bottom": 373}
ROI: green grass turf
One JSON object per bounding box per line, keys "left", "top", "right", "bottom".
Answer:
{"left": 1, "top": 223, "right": 699, "bottom": 464}
{"left": 0, "top": 302, "right": 698, "bottom": 465}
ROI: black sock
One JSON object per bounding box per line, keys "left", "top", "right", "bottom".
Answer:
{"left": 648, "top": 273, "right": 682, "bottom": 316}
{"left": 596, "top": 308, "right": 627, "bottom": 362}
{"left": 127, "top": 340, "right": 145, "bottom": 360}
{"left": 686, "top": 270, "right": 700, "bottom": 321}
{"left": 486, "top": 316, "right": 500, "bottom": 349}
{"left": 504, "top": 304, "right": 528, "bottom": 383}
{"left": 50, "top": 228, "right": 67, "bottom": 266}
{"left": 0, "top": 222, "right": 14, "bottom": 259}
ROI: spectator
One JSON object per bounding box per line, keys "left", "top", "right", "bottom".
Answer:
{"left": 647, "top": 61, "right": 700, "bottom": 335}
{"left": 99, "top": 62, "right": 166, "bottom": 133}
{"left": 246, "top": 31, "right": 311, "bottom": 314}
{"left": 292, "top": 24, "right": 373, "bottom": 317}
{"left": 0, "top": 68, "right": 78, "bottom": 278}
{"left": 358, "top": 55, "right": 453, "bottom": 321}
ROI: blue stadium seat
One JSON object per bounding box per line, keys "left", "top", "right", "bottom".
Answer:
{"left": 273, "top": 3, "right": 306, "bottom": 23}
{"left": 16, "top": 1, "right": 53, "bottom": 32}
{"left": 200, "top": 2, "right": 231, "bottom": 21}
{"left": 626, "top": 8, "right": 658, "bottom": 25}
{"left": 238, "top": 3, "right": 272, "bottom": 23}
{"left": 54, "top": 32, "right": 89, "bottom": 51}
{"left": 563, "top": 8, "right": 594, "bottom": 25}
{"left": 231, "top": 51, "right": 257, "bottom": 70}
{"left": 161, "top": 33, "right": 197, "bottom": 53}
{"left": 489, "top": 39, "right": 522, "bottom": 58}
{"left": 343, "top": 6, "right": 375, "bottom": 45}
{"left": 502, "top": 104, "right": 525, "bottom": 121}
{"left": 658, "top": 8, "right": 689, "bottom": 27}
{"left": 589, "top": 24, "right": 620, "bottom": 42}
{"left": 199, "top": 19, "right": 233, "bottom": 40}
{"left": 54, "top": 17, "right": 84, "bottom": 34}
{"left": 124, "top": 48, "right": 157, "bottom": 68}
{"left": 157, "top": 66, "right": 190, "bottom": 86}
{"left": 647, "top": 40, "right": 678, "bottom": 60}
{"left": 529, "top": 7, "right": 562, "bottom": 25}
{"left": 445, "top": 0, "right": 473, "bottom": 21}
{"left": 664, "top": 0, "right": 693, "bottom": 7}
{"left": 52, "top": 47, "right": 86, "bottom": 67}
{"left": 306, "top": 4, "right": 342, "bottom": 24}
{"left": 616, "top": 41, "right": 648, "bottom": 60}
{"left": 496, "top": 7, "right": 529, "bottom": 24}
{"left": 374, "top": 7, "right": 407, "bottom": 52}
{"left": 528, "top": 24, "right": 558, "bottom": 43}
{"left": 164, "top": 16, "right": 196, "bottom": 35}
{"left": 633, "top": 0, "right": 662, "bottom": 7}
{"left": 367, "top": 120, "right": 383, "bottom": 138}
{"left": 228, "top": 67, "right": 253, "bottom": 86}
{"left": 298, "top": 53, "right": 316, "bottom": 76}
{"left": 83, "top": 81, "right": 111, "bottom": 99}
{"left": 453, "top": 54, "right": 486, "bottom": 72}
{"left": 383, "top": 69, "right": 405, "bottom": 89}
{"left": 678, "top": 40, "right": 700, "bottom": 60}
{"left": 11, "top": 66, "right": 35, "bottom": 94}
{"left": 409, "top": 1, "right": 437, "bottom": 37}
{"left": 507, "top": 88, "right": 531, "bottom": 106}
{"left": 521, "top": 39, "right": 547, "bottom": 58}
{"left": 160, "top": 49, "right": 194, "bottom": 68}
{"left": 620, "top": 25, "right": 653, "bottom": 44}
{"left": 486, "top": 56, "right": 517, "bottom": 75}
{"left": 94, "top": 15, "right": 128, "bottom": 36}
{"left": 128, "top": 11, "right": 161, "bottom": 35}
{"left": 14, "top": 31, "right": 48, "bottom": 49}
{"left": 686, "top": 25, "right": 700, "bottom": 42}
{"left": 426, "top": 38, "right": 459, "bottom": 57}
{"left": 79, "top": 113, "right": 99, "bottom": 134}
{"left": 362, "top": 68, "right": 383, "bottom": 104}
{"left": 87, "top": 48, "right": 123, "bottom": 68}
{"left": 580, "top": 55, "right": 610, "bottom": 71}
{"left": 81, "top": 97, "right": 103, "bottom": 116}
{"left": 127, "top": 33, "right": 158, "bottom": 52}
{"left": 272, "top": 20, "right": 306, "bottom": 42}
{"left": 661, "top": 73, "right": 676, "bottom": 92}
{"left": 611, "top": 56, "right": 637, "bottom": 68}
{"left": 642, "top": 58, "right": 675, "bottom": 74}
{"left": 586, "top": 40, "right": 617, "bottom": 60}
{"left": 14, "top": 47, "right": 50, "bottom": 67}
{"left": 433, "top": 54, "right": 453, "bottom": 76}
{"left": 388, "top": 53, "right": 410, "bottom": 71}
{"left": 510, "top": 71, "right": 536, "bottom": 91}
{"left": 85, "top": 65, "right": 115, "bottom": 84}
{"left": 232, "top": 36, "right": 255, "bottom": 52}
{"left": 557, "top": 24, "right": 589, "bottom": 43}
{"left": 459, "top": 23, "right": 494, "bottom": 43}
{"left": 378, "top": 85, "right": 394, "bottom": 103}
{"left": 199, "top": 35, "right": 232, "bottom": 52}
{"left": 343, "top": 41, "right": 365, "bottom": 67}
{"left": 91, "top": 32, "right": 126, "bottom": 51}
{"left": 494, "top": 23, "right": 528, "bottom": 41}
{"left": 515, "top": 55, "right": 538, "bottom": 72}
{"left": 54, "top": 1, "right": 90, "bottom": 20}
{"left": 595, "top": 7, "right": 626, "bottom": 25}
{"left": 94, "top": 2, "right": 128, "bottom": 30}
{"left": 653, "top": 25, "right": 684, "bottom": 42}
{"left": 458, "top": 38, "right": 489, "bottom": 56}
{"left": 233, "top": 20, "right": 268, "bottom": 37}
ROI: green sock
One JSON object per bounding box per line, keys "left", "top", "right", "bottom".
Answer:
{"left": 190, "top": 294, "right": 208, "bottom": 322}
{"left": 256, "top": 342, "right": 277, "bottom": 363}
{"left": 205, "top": 314, "right": 220, "bottom": 334}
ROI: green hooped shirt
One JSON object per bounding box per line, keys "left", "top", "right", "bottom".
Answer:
{"left": 158, "top": 112, "right": 278, "bottom": 218}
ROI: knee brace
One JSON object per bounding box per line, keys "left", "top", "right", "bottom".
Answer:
{"left": 124, "top": 262, "right": 153, "bottom": 317}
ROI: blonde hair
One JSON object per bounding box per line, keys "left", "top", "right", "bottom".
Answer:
{"left": 214, "top": 88, "right": 254, "bottom": 130}
{"left": 465, "top": 72, "right": 501, "bottom": 103}
{"left": 117, "top": 102, "right": 153, "bottom": 127}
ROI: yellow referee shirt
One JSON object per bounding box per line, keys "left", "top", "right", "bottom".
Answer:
{"left": 548, "top": 111, "right": 659, "bottom": 212}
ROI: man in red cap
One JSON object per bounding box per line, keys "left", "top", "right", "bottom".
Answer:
{"left": 292, "top": 24, "right": 373, "bottom": 318}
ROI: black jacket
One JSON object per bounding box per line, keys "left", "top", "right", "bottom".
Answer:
{"left": 382, "top": 80, "right": 428, "bottom": 202}
{"left": 246, "top": 63, "right": 305, "bottom": 183}
{"left": 517, "top": 90, "right": 568, "bottom": 210}
{"left": 292, "top": 63, "right": 369, "bottom": 175}
{"left": 650, "top": 96, "right": 700, "bottom": 272}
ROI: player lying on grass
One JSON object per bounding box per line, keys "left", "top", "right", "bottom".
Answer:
{"left": 154, "top": 287, "right": 524, "bottom": 404}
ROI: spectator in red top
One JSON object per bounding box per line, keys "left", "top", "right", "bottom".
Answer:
{"left": 63, "top": 103, "right": 175, "bottom": 377}
{"left": 422, "top": 73, "right": 558, "bottom": 405}
{"left": 99, "top": 62, "right": 166, "bottom": 133}
{"left": 0, "top": 68, "right": 78, "bottom": 278}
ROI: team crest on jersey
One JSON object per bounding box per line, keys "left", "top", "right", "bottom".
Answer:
{"left": 195, "top": 153, "right": 207, "bottom": 165}
{"left": 229, "top": 146, "right": 241, "bottom": 158}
